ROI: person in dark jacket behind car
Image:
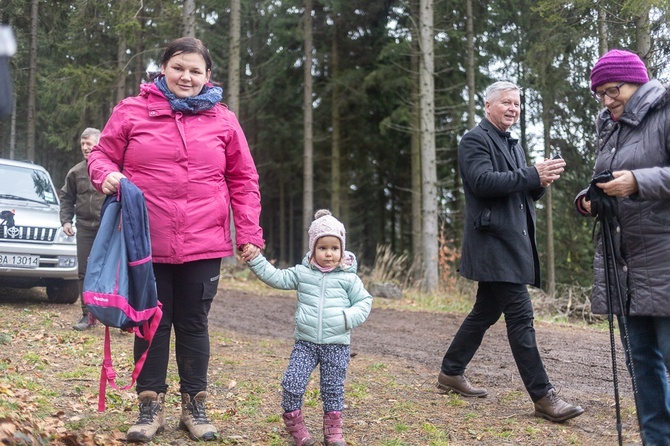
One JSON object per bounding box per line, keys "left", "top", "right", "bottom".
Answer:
{"left": 59, "top": 127, "right": 105, "bottom": 331}
{"left": 575, "top": 49, "right": 670, "bottom": 445}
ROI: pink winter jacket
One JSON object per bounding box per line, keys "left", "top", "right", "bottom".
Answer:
{"left": 88, "top": 82, "right": 264, "bottom": 264}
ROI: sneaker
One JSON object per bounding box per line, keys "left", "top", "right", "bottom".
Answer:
{"left": 437, "top": 371, "right": 488, "bottom": 397}
{"left": 72, "top": 314, "right": 96, "bottom": 331}
{"left": 534, "top": 388, "right": 584, "bottom": 423}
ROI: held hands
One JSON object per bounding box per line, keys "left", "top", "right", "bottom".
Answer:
{"left": 534, "top": 158, "right": 566, "bottom": 187}
{"left": 239, "top": 243, "right": 261, "bottom": 262}
{"left": 102, "top": 172, "right": 126, "bottom": 195}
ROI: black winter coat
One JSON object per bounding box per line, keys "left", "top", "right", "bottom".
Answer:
{"left": 587, "top": 80, "right": 670, "bottom": 317}
{"left": 458, "top": 118, "right": 545, "bottom": 288}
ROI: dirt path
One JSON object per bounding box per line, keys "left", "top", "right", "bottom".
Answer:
{"left": 211, "top": 288, "right": 640, "bottom": 444}
{"left": 213, "top": 289, "right": 631, "bottom": 398}
{"left": 0, "top": 285, "right": 642, "bottom": 445}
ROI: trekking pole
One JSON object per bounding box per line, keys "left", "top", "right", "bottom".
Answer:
{"left": 601, "top": 216, "right": 643, "bottom": 442}
{"left": 599, "top": 217, "right": 623, "bottom": 446}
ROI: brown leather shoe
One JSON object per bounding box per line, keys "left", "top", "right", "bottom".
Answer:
{"left": 534, "top": 389, "right": 584, "bottom": 423}
{"left": 437, "top": 372, "right": 488, "bottom": 397}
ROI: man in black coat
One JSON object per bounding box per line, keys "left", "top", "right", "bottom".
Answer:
{"left": 437, "top": 81, "right": 584, "bottom": 423}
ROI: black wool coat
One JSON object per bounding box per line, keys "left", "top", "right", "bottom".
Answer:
{"left": 458, "top": 118, "right": 545, "bottom": 288}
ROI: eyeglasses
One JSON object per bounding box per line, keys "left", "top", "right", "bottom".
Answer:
{"left": 593, "top": 82, "right": 625, "bottom": 101}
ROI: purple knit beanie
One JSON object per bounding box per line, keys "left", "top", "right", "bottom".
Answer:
{"left": 590, "top": 49, "right": 649, "bottom": 92}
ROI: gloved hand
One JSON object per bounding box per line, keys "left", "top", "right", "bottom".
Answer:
{"left": 586, "top": 170, "right": 618, "bottom": 220}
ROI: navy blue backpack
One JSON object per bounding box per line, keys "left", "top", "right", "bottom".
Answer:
{"left": 83, "top": 178, "right": 162, "bottom": 411}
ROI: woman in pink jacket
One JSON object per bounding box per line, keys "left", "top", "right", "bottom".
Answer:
{"left": 88, "top": 37, "right": 264, "bottom": 443}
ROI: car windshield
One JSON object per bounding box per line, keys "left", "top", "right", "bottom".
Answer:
{"left": 0, "top": 165, "right": 58, "bottom": 205}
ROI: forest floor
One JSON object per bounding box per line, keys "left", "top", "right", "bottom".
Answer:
{"left": 0, "top": 275, "right": 642, "bottom": 446}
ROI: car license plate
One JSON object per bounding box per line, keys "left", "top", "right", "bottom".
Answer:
{"left": 0, "top": 253, "right": 39, "bottom": 268}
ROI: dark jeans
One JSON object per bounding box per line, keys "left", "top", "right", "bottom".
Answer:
{"left": 619, "top": 315, "right": 670, "bottom": 446}
{"left": 76, "top": 225, "right": 98, "bottom": 316}
{"left": 135, "top": 258, "right": 221, "bottom": 397}
{"left": 441, "top": 281, "right": 552, "bottom": 402}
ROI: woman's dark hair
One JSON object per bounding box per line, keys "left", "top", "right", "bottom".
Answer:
{"left": 159, "top": 37, "right": 213, "bottom": 72}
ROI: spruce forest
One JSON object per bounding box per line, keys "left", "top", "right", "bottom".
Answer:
{"left": 1, "top": 0, "right": 669, "bottom": 294}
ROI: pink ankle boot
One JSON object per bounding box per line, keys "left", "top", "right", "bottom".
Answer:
{"left": 323, "top": 411, "right": 346, "bottom": 446}
{"left": 282, "top": 410, "right": 317, "bottom": 446}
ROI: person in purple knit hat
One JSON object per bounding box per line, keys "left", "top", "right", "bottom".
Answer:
{"left": 575, "top": 49, "right": 670, "bottom": 445}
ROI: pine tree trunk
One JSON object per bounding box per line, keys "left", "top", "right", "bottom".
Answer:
{"left": 419, "top": 0, "right": 438, "bottom": 291}
{"left": 410, "top": 0, "right": 422, "bottom": 277}
{"left": 302, "top": 0, "right": 314, "bottom": 254}
{"left": 542, "top": 96, "right": 555, "bottom": 298}
{"left": 26, "top": 0, "right": 38, "bottom": 161}
{"left": 330, "top": 20, "right": 341, "bottom": 217}
{"left": 223, "top": 0, "right": 242, "bottom": 265}
{"left": 183, "top": 0, "right": 196, "bottom": 37}
{"left": 227, "top": 0, "right": 241, "bottom": 114}
{"left": 116, "top": 37, "right": 127, "bottom": 103}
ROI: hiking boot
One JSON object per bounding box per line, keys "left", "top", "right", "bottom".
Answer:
{"left": 437, "top": 372, "right": 488, "bottom": 397}
{"left": 72, "top": 313, "right": 96, "bottom": 331}
{"left": 323, "top": 411, "right": 346, "bottom": 446}
{"left": 126, "top": 391, "right": 165, "bottom": 443}
{"left": 179, "top": 391, "right": 217, "bottom": 441}
{"left": 282, "top": 409, "right": 317, "bottom": 446}
{"left": 534, "top": 388, "right": 584, "bottom": 423}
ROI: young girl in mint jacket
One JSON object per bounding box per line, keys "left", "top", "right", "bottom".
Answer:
{"left": 244, "top": 210, "right": 372, "bottom": 446}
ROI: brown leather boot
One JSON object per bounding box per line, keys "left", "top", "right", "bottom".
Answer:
{"left": 534, "top": 389, "right": 584, "bottom": 423}
{"left": 179, "top": 391, "right": 217, "bottom": 441}
{"left": 282, "top": 410, "right": 317, "bottom": 446}
{"left": 323, "top": 411, "right": 346, "bottom": 446}
{"left": 437, "top": 372, "right": 488, "bottom": 397}
{"left": 126, "top": 391, "right": 165, "bottom": 443}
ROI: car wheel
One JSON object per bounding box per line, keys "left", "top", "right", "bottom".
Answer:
{"left": 46, "top": 280, "right": 79, "bottom": 304}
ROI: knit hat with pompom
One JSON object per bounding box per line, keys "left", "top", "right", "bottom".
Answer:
{"left": 308, "top": 209, "right": 346, "bottom": 255}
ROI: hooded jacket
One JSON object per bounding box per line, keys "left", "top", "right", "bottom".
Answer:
{"left": 247, "top": 252, "right": 372, "bottom": 345}
{"left": 582, "top": 80, "right": 670, "bottom": 317}
{"left": 88, "top": 82, "right": 264, "bottom": 264}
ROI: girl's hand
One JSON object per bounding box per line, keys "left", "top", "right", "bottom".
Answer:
{"left": 240, "top": 243, "right": 261, "bottom": 262}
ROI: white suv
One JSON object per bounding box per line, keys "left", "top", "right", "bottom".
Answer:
{"left": 0, "top": 158, "right": 79, "bottom": 303}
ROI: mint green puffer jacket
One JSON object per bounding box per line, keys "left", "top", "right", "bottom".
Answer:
{"left": 247, "top": 252, "right": 372, "bottom": 345}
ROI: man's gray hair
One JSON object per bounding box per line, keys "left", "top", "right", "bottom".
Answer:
{"left": 485, "top": 81, "right": 520, "bottom": 101}
{"left": 81, "top": 127, "right": 101, "bottom": 141}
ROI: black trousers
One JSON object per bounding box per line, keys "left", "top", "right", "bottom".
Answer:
{"left": 135, "top": 258, "right": 221, "bottom": 397}
{"left": 441, "top": 281, "right": 552, "bottom": 402}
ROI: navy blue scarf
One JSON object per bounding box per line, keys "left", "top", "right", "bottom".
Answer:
{"left": 154, "top": 76, "right": 223, "bottom": 113}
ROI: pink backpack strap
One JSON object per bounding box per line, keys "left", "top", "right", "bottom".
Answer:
{"left": 96, "top": 306, "right": 163, "bottom": 412}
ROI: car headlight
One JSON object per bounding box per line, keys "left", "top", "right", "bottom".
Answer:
{"left": 55, "top": 228, "right": 77, "bottom": 244}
